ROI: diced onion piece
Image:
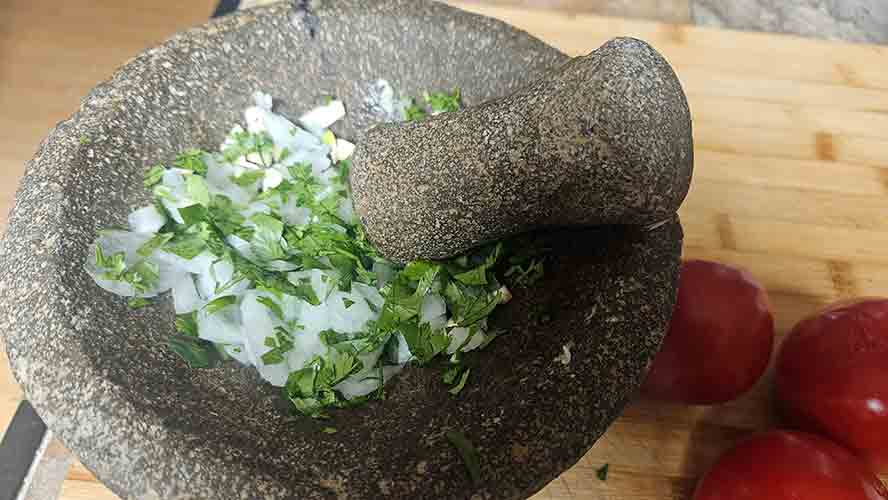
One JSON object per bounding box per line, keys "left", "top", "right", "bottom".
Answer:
{"left": 262, "top": 168, "right": 283, "bottom": 191}
{"left": 299, "top": 100, "right": 346, "bottom": 133}
{"left": 128, "top": 205, "right": 166, "bottom": 234}
{"left": 332, "top": 138, "right": 355, "bottom": 162}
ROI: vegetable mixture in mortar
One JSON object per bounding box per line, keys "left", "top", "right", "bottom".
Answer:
{"left": 86, "top": 84, "right": 538, "bottom": 416}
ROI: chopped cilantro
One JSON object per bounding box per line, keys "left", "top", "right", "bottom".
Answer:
{"left": 173, "top": 149, "right": 208, "bottom": 176}
{"left": 110, "top": 260, "right": 160, "bottom": 295}
{"left": 442, "top": 364, "right": 463, "bottom": 385}
{"left": 128, "top": 297, "right": 152, "bottom": 309}
{"left": 143, "top": 164, "right": 165, "bottom": 187}
{"left": 178, "top": 204, "right": 208, "bottom": 226}
{"left": 425, "top": 89, "right": 461, "bottom": 114}
{"left": 95, "top": 245, "right": 126, "bottom": 275}
{"left": 448, "top": 367, "right": 471, "bottom": 395}
{"left": 163, "top": 233, "right": 207, "bottom": 259}
{"left": 167, "top": 334, "right": 223, "bottom": 369}
{"left": 229, "top": 169, "right": 265, "bottom": 187}
{"left": 175, "top": 312, "right": 199, "bottom": 337}
{"left": 86, "top": 86, "right": 528, "bottom": 416}
{"left": 404, "top": 98, "right": 428, "bottom": 121}
{"left": 256, "top": 296, "right": 284, "bottom": 320}
{"left": 250, "top": 213, "right": 288, "bottom": 261}
{"left": 185, "top": 175, "right": 211, "bottom": 206}
{"left": 222, "top": 130, "right": 274, "bottom": 167}
{"left": 136, "top": 233, "right": 174, "bottom": 257}
{"left": 204, "top": 295, "right": 237, "bottom": 315}
{"left": 261, "top": 327, "right": 294, "bottom": 365}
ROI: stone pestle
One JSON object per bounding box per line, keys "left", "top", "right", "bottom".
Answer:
{"left": 350, "top": 37, "right": 693, "bottom": 263}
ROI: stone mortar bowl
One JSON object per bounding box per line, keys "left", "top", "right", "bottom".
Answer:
{"left": 0, "top": 1, "right": 683, "bottom": 499}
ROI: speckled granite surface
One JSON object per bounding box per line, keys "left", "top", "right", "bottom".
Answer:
{"left": 241, "top": 0, "right": 888, "bottom": 44}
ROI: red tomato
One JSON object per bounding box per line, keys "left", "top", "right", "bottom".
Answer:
{"left": 776, "top": 298, "right": 888, "bottom": 472}
{"left": 694, "top": 431, "right": 888, "bottom": 500}
{"left": 642, "top": 259, "right": 774, "bottom": 404}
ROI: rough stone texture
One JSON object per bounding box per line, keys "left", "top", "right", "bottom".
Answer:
{"left": 0, "top": 1, "right": 683, "bottom": 499}
{"left": 692, "top": 0, "right": 888, "bottom": 45}
{"left": 243, "top": 0, "right": 693, "bottom": 23}
{"left": 352, "top": 37, "right": 692, "bottom": 262}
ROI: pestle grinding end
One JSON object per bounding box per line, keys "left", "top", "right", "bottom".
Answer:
{"left": 350, "top": 37, "right": 693, "bottom": 263}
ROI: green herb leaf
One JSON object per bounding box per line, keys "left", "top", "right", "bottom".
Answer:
{"left": 122, "top": 261, "right": 160, "bottom": 294}
{"left": 173, "top": 149, "right": 208, "bottom": 175}
{"left": 178, "top": 204, "right": 208, "bottom": 226}
{"left": 261, "top": 326, "right": 295, "bottom": 365}
{"left": 442, "top": 364, "right": 462, "bottom": 385}
{"left": 167, "top": 334, "right": 223, "bottom": 369}
{"left": 185, "top": 175, "right": 211, "bottom": 206}
{"left": 286, "top": 276, "right": 321, "bottom": 306}
{"left": 152, "top": 185, "right": 175, "bottom": 201}
{"left": 505, "top": 259, "right": 544, "bottom": 287}
{"left": 94, "top": 245, "right": 126, "bottom": 275}
{"left": 319, "top": 329, "right": 349, "bottom": 346}
{"left": 222, "top": 131, "right": 275, "bottom": 167}
{"left": 229, "top": 169, "right": 265, "bottom": 187}
{"left": 448, "top": 367, "right": 471, "bottom": 395}
{"left": 204, "top": 295, "right": 237, "bottom": 315}
{"left": 445, "top": 430, "right": 481, "bottom": 484}
{"left": 400, "top": 322, "right": 449, "bottom": 365}
{"left": 453, "top": 266, "right": 488, "bottom": 286}
{"left": 443, "top": 280, "right": 503, "bottom": 327}
{"left": 424, "top": 89, "right": 461, "bottom": 114}
{"left": 287, "top": 365, "right": 318, "bottom": 398}
{"left": 163, "top": 233, "right": 207, "bottom": 259}
{"left": 401, "top": 260, "right": 439, "bottom": 281}
{"left": 403, "top": 98, "right": 428, "bottom": 121}
{"left": 136, "top": 232, "right": 174, "bottom": 257}
{"left": 322, "top": 427, "right": 337, "bottom": 434}
{"left": 128, "top": 297, "right": 152, "bottom": 309}
{"left": 250, "top": 213, "right": 287, "bottom": 261}
{"left": 143, "top": 164, "right": 165, "bottom": 187}
{"left": 256, "top": 296, "right": 284, "bottom": 320}
{"left": 261, "top": 349, "right": 285, "bottom": 365}
{"left": 175, "top": 312, "right": 199, "bottom": 337}
{"left": 451, "top": 243, "right": 501, "bottom": 286}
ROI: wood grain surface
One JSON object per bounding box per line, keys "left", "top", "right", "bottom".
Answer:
{"left": 1, "top": 1, "right": 887, "bottom": 499}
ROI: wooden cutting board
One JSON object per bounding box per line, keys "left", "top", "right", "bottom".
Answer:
{"left": 2, "top": 2, "right": 888, "bottom": 498}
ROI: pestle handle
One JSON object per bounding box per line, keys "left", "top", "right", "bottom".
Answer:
{"left": 350, "top": 37, "right": 693, "bottom": 263}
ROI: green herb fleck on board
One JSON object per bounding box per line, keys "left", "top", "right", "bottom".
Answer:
{"left": 596, "top": 463, "right": 609, "bottom": 481}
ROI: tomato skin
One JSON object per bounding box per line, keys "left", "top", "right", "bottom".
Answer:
{"left": 693, "top": 431, "right": 888, "bottom": 500}
{"left": 776, "top": 298, "right": 888, "bottom": 472}
{"left": 642, "top": 260, "right": 775, "bottom": 404}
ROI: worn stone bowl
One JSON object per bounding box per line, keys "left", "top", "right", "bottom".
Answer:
{"left": 0, "top": 1, "right": 683, "bottom": 499}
